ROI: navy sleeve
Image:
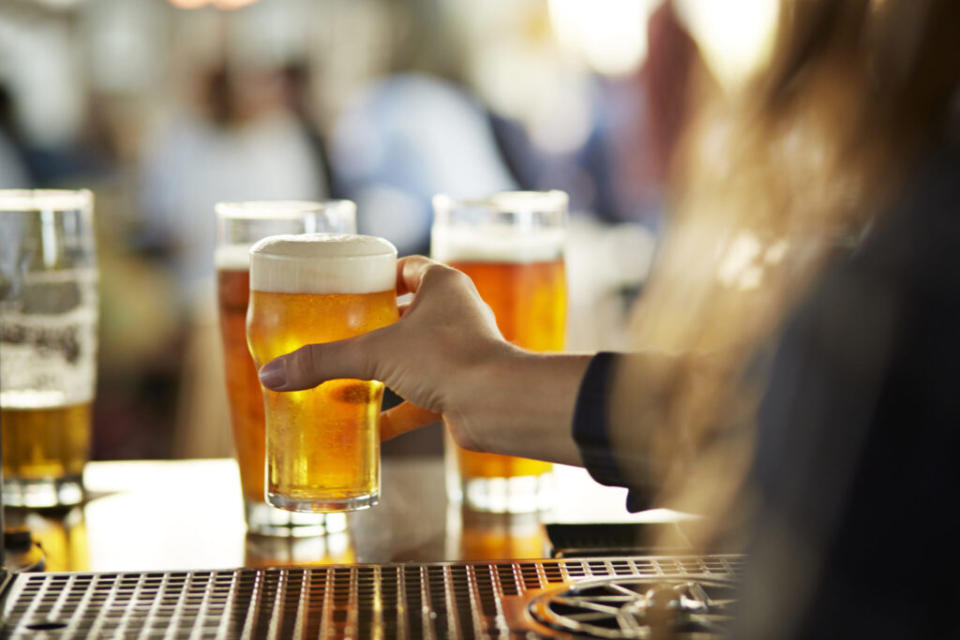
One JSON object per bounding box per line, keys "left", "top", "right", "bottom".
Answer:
{"left": 572, "top": 352, "right": 651, "bottom": 512}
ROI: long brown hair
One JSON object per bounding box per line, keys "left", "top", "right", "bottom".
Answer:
{"left": 611, "top": 0, "right": 960, "bottom": 546}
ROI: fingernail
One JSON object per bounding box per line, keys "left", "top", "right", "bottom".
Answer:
{"left": 258, "top": 360, "right": 286, "bottom": 389}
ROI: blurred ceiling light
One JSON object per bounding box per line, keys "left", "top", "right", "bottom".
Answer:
{"left": 548, "top": 0, "right": 654, "bottom": 76}
{"left": 167, "top": 0, "right": 259, "bottom": 9}
{"left": 675, "top": 0, "right": 780, "bottom": 90}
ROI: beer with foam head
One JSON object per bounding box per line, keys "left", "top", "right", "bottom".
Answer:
{"left": 432, "top": 191, "right": 567, "bottom": 512}
{"left": 247, "top": 234, "right": 398, "bottom": 512}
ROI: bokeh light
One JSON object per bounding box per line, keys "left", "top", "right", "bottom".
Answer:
{"left": 548, "top": 0, "right": 654, "bottom": 76}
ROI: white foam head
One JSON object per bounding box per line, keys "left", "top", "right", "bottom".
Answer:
{"left": 431, "top": 190, "right": 566, "bottom": 264}
{"left": 249, "top": 233, "right": 397, "bottom": 294}
{"left": 431, "top": 226, "right": 565, "bottom": 263}
{"left": 215, "top": 244, "right": 255, "bottom": 270}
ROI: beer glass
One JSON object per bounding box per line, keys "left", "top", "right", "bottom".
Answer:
{"left": 216, "top": 201, "right": 355, "bottom": 535}
{"left": 432, "top": 190, "right": 568, "bottom": 513}
{"left": 247, "top": 234, "right": 398, "bottom": 512}
{"left": 0, "top": 190, "right": 98, "bottom": 508}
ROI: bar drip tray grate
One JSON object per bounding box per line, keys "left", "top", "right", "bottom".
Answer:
{"left": 527, "top": 576, "right": 737, "bottom": 638}
{"left": 0, "top": 555, "right": 742, "bottom": 639}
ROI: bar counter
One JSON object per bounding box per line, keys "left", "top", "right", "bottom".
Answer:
{"left": 6, "top": 457, "right": 671, "bottom": 573}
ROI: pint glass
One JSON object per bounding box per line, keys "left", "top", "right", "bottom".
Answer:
{"left": 432, "top": 190, "right": 567, "bottom": 512}
{"left": 247, "top": 234, "right": 398, "bottom": 512}
{"left": 216, "top": 201, "right": 355, "bottom": 535}
{"left": 0, "top": 190, "right": 98, "bottom": 508}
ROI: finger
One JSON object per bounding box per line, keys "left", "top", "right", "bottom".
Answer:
{"left": 259, "top": 332, "right": 379, "bottom": 391}
{"left": 380, "top": 401, "right": 442, "bottom": 441}
{"left": 397, "top": 255, "right": 439, "bottom": 296}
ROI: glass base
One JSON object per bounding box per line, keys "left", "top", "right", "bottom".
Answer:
{"left": 244, "top": 500, "right": 347, "bottom": 537}
{"left": 245, "top": 530, "right": 354, "bottom": 566}
{"left": 449, "top": 474, "right": 556, "bottom": 514}
{"left": 266, "top": 492, "right": 378, "bottom": 513}
{"left": 3, "top": 476, "right": 84, "bottom": 508}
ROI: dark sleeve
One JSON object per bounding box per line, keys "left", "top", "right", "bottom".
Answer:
{"left": 572, "top": 352, "right": 651, "bottom": 512}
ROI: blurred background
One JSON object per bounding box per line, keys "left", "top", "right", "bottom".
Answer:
{"left": 0, "top": 0, "right": 774, "bottom": 462}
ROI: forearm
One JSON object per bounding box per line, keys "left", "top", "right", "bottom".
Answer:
{"left": 451, "top": 347, "right": 593, "bottom": 467}
{"left": 449, "top": 347, "right": 728, "bottom": 497}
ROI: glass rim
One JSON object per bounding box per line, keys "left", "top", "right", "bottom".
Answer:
{"left": 432, "top": 190, "right": 568, "bottom": 215}
{"left": 0, "top": 189, "right": 93, "bottom": 212}
{"left": 215, "top": 199, "right": 357, "bottom": 220}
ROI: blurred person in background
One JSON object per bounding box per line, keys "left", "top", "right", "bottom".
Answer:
{"left": 260, "top": 0, "right": 960, "bottom": 637}
{"left": 140, "top": 63, "right": 327, "bottom": 298}
{"left": 280, "top": 61, "right": 337, "bottom": 201}
{"left": 331, "top": 73, "right": 516, "bottom": 256}
{"left": 328, "top": 0, "right": 516, "bottom": 256}
{"left": 1, "top": 4, "right": 181, "bottom": 460}
{"left": 0, "top": 79, "right": 106, "bottom": 189}
{"left": 139, "top": 62, "right": 328, "bottom": 457}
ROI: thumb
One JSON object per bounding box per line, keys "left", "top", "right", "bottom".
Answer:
{"left": 258, "top": 332, "right": 379, "bottom": 391}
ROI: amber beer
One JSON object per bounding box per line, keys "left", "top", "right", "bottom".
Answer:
{"left": 432, "top": 190, "right": 567, "bottom": 512}
{"left": 247, "top": 234, "right": 398, "bottom": 512}
{"left": 1, "top": 405, "right": 91, "bottom": 481}
{"left": 215, "top": 255, "right": 267, "bottom": 506}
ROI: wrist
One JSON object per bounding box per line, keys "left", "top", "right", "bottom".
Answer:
{"left": 453, "top": 347, "right": 592, "bottom": 466}
{"left": 444, "top": 340, "right": 521, "bottom": 452}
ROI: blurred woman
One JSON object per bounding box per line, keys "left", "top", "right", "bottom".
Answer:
{"left": 260, "top": 1, "right": 960, "bottom": 637}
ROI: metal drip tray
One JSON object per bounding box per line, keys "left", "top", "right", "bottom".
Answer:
{"left": 0, "top": 555, "right": 742, "bottom": 638}
{"left": 526, "top": 576, "right": 737, "bottom": 638}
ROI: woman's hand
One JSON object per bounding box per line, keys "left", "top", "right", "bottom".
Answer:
{"left": 258, "top": 256, "right": 509, "bottom": 448}
{"left": 258, "top": 255, "right": 590, "bottom": 464}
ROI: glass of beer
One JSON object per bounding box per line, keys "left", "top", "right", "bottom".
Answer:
{"left": 432, "top": 190, "right": 568, "bottom": 513}
{"left": 0, "top": 190, "right": 98, "bottom": 508}
{"left": 216, "top": 201, "right": 356, "bottom": 536}
{"left": 247, "top": 234, "right": 398, "bottom": 512}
